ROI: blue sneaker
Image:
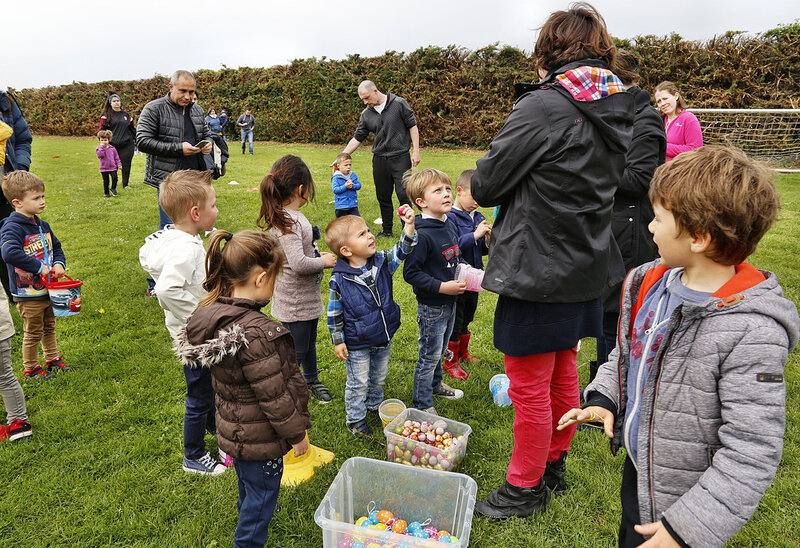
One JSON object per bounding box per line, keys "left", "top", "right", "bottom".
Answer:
{"left": 182, "top": 452, "right": 226, "bottom": 476}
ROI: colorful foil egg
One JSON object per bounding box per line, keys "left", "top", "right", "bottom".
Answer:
{"left": 423, "top": 526, "right": 438, "bottom": 538}
{"left": 392, "top": 519, "right": 408, "bottom": 534}
{"left": 376, "top": 510, "right": 394, "bottom": 524}
{"left": 351, "top": 542, "right": 365, "bottom": 548}
{"left": 337, "top": 538, "right": 354, "bottom": 548}
{"left": 407, "top": 521, "right": 422, "bottom": 533}
{"left": 355, "top": 516, "right": 369, "bottom": 527}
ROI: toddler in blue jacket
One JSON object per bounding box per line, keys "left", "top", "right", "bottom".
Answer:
{"left": 331, "top": 153, "right": 362, "bottom": 218}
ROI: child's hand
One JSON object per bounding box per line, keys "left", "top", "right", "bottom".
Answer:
{"left": 345, "top": 181, "right": 354, "bottom": 189}
{"left": 474, "top": 220, "right": 491, "bottom": 240}
{"left": 634, "top": 521, "right": 681, "bottom": 547}
{"left": 440, "top": 280, "right": 467, "bottom": 295}
{"left": 321, "top": 252, "right": 337, "bottom": 268}
{"left": 50, "top": 264, "right": 66, "bottom": 279}
{"left": 400, "top": 205, "right": 415, "bottom": 235}
{"left": 558, "top": 406, "right": 614, "bottom": 438}
{"left": 292, "top": 436, "right": 309, "bottom": 457}
{"left": 39, "top": 264, "right": 50, "bottom": 278}
{"left": 334, "top": 343, "right": 349, "bottom": 360}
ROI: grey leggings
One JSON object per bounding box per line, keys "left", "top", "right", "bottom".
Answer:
{"left": 0, "top": 337, "right": 27, "bottom": 423}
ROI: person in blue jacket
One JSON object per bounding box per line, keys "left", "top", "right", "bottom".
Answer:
{"left": 205, "top": 108, "right": 224, "bottom": 136}
{"left": 331, "top": 153, "right": 362, "bottom": 217}
{"left": 0, "top": 90, "right": 33, "bottom": 299}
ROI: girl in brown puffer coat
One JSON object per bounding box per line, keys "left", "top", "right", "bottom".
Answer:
{"left": 175, "top": 229, "right": 311, "bottom": 548}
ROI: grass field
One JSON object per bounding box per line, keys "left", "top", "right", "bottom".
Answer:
{"left": 0, "top": 137, "right": 798, "bottom": 547}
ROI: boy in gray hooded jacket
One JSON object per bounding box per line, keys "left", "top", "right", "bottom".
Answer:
{"left": 559, "top": 146, "right": 799, "bottom": 548}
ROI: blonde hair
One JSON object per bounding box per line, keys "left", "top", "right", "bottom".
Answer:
{"left": 403, "top": 168, "right": 452, "bottom": 209}
{"left": 97, "top": 130, "right": 113, "bottom": 141}
{"left": 649, "top": 145, "right": 779, "bottom": 265}
{"left": 333, "top": 152, "right": 352, "bottom": 168}
{"left": 158, "top": 170, "right": 214, "bottom": 223}
{"left": 324, "top": 215, "right": 365, "bottom": 258}
{"left": 200, "top": 230, "right": 285, "bottom": 306}
{"left": 2, "top": 171, "right": 45, "bottom": 203}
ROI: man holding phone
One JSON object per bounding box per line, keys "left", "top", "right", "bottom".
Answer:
{"left": 136, "top": 69, "right": 213, "bottom": 296}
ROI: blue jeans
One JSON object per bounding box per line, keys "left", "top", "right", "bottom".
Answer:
{"left": 344, "top": 343, "right": 391, "bottom": 424}
{"left": 241, "top": 129, "right": 254, "bottom": 154}
{"left": 156, "top": 185, "right": 173, "bottom": 230}
{"left": 412, "top": 302, "right": 455, "bottom": 409}
{"left": 183, "top": 365, "right": 215, "bottom": 460}
{"left": 233, "top": 457, "right": 283, "bottom": 548}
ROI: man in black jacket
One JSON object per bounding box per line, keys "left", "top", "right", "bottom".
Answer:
{"left": 342, "top": 81, "right": 420, "bottom": 238}
{"left": 136, "top": 70, "right": 212, "bottom": 230}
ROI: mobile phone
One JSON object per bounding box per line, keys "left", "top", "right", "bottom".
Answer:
{"left": 194, "top": 139, "right": 211, "bottom": 148}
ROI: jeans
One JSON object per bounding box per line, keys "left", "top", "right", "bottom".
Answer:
{"left": 101, "top": 171, "right": 118, "bottom": 194}
{"left": 241, "top": 129, "right": 254, "bottom": 154}
{"left": 450, "top": 291, "right": 479, "bottom": 340}
{"left": 344, "top": 343, "right": 391, "bottom": 424}
{"left": 335, "top": 207, "right": 360, "bottom": 218}
{"left": 0, "top": 337, "right": 26, "bottom": 423}
{"left": 504, "top": 347, "right": 579, "bottom": 487}
{"left": 282, "top": 319, "right": 319, "bottom": 383}
{"left": 412, "top": 302, "right": 455, "bottom": 409}
{"left": 156, "top": 186, "right": 173, "bottom": 230}
{"left": 16, "top": 300, "right": 58, "bottom": 371}
{"left": 183, "top": 364, "right": 215, "bottom": 460}
{"left": 233, "top": 457, "right": 283, "bottom": 548}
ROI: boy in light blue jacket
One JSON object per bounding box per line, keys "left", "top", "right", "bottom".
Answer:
{"left": 331, "top": 152, "right": 361, "bottom": 218}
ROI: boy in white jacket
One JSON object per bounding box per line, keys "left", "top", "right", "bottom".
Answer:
{"left": 139, "top": 169, "right": 225, "bottom": 476}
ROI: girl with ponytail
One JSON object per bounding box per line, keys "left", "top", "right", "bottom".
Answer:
{"left": 176, "top": 229, "right": 311, "bottom": 548}
{"left": 256, "top": 155, "right": 337, "bottom": 403}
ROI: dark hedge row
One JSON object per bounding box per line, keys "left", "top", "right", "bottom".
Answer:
{"left": 13, "top": 23, "right": 800, "bottom": 148}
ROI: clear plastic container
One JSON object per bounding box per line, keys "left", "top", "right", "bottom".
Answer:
{"left": 314, "top": 457, "right": 477, "bottom": 547}
{"left": 384, "top": 408, "right": 472, "bottom": 472}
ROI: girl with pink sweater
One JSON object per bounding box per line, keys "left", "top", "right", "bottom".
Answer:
{"left": 655, "top": 81, "right": 703, "bottom": 161}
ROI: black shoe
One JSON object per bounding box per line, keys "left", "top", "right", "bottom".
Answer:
{"left": 376, "top": 231, "right": 394, "bottom": 238}
{"left": 474, "top": 480, "right": 551, "bottom": 519}
{"left": 111, "top": 189, "right": 118, "bottom": 197}
{"left": 543, "top": 451, "right": 568, "bottom": 495}
{"left": 307, "top": 381, "right": 332, "bottom": 403}
{"left": 346, "top": 419, "right": 372, "bottom": 437}
{"left": 104, "top": 194, "right": 111, "bottom": 198}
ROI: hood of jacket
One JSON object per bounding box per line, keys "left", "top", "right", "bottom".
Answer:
{"left": 514, "top": 59, "right": 633, "bottom": 156}
{"left": 175, "top": 297, "right": 270, "bottom": 368}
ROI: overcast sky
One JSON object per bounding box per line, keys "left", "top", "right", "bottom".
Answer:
{"left": 4, "top": 0, "right": 799, "bottom": 90}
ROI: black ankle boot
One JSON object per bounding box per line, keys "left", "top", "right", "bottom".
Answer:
{"left": 474, "top": 480, "right": 551, "bottom": 519}
{"left": 543, "top": 451, "right": 568, "bottom": 495}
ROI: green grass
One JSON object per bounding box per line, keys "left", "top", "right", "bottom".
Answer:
{"left": 0, "top": 137, "right": 798, "bottom": 547}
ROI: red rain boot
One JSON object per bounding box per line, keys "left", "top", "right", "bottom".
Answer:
{"left": 459, "top": 332, "right": 480, "bottom": 363}
{"left": 444, "top": 340, "right": 469, "bottom": 379}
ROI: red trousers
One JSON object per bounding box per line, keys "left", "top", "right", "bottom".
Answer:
{"left": 504, "top": 347, "right": 579, "bottom": 488}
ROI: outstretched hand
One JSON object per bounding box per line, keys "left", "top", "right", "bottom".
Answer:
{"left": 557, "top": 405, "right": 615, "bottom": 438}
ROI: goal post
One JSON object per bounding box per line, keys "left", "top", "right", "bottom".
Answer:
{"left": 688, "top": 108, "right": 800, "bottom": 170}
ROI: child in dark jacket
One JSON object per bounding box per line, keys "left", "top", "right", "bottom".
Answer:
{"left": 96, "top": 130, "right": 122, "bottom": 197}
{"left": 0, "top": 171, "right": 71, "bottom": 380}
{"left": 325, "top": 208, "right": 417, "bottom": 436}
{"left": 444, "top": 169, "right": 491, "bottom": 378}
{"left": 402, "top": 169, "right": 468, "bottom": 413}
{"left": 175, "top": 229, "right": 311, "bottom": 548}
{"left": 559, "top": 147, "right": 799, "bottom": 548}
{"left": 331, "top": 152, "right": 362, "bottom": 217}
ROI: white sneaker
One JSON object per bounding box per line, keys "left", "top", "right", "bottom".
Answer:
{"left": 433, "top": 383, "right": 464, "bottom": 400}
{"left": 422, "top": 406, "right": 438, "bottom": 416}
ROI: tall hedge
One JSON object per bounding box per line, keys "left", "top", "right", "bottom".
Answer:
{"left": 13, "top": 24, "right": 800, "bottom": 148}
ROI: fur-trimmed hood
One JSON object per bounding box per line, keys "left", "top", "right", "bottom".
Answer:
{"left": 173, "top": 296, "right": 271, "bottom": 368}
{"left": 174, "top": 323, "right": 248, "bottom": 369}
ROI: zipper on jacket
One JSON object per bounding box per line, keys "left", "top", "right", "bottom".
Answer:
{"left": 347, "top": 275, "right": 391, "bottom": 344}
{"left": 647, "top": 312, "right": 682, "bottom": 522}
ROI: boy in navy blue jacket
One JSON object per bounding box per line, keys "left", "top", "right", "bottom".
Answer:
{"left": 331, "top": 153, "right": 362, "bottom": 218}
{"left": 402, "top": 169, "right": 467, "bottom": 413}
{"left": 325, "top": 210, "right": 417, "bottom": 435}
{"left": 444, "top": 169, "right": 491, "bottom": 378}
{"left": 0, "top": 171, "right": 70, "bottom": 380}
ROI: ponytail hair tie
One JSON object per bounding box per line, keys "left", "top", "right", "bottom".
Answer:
{"left": 269, "top": 172, "right": 275, "bottom": 178}
{"left": 223, "top": 233, "right": 233, "bottom": 242}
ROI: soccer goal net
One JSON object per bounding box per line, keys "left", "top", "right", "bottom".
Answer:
{"left": 689, "top": 109, "right": 800, "bottom": 169}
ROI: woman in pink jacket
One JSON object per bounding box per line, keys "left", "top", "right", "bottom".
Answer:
{"left": 655, "top": 81, "right": 703, "bottom": 161}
